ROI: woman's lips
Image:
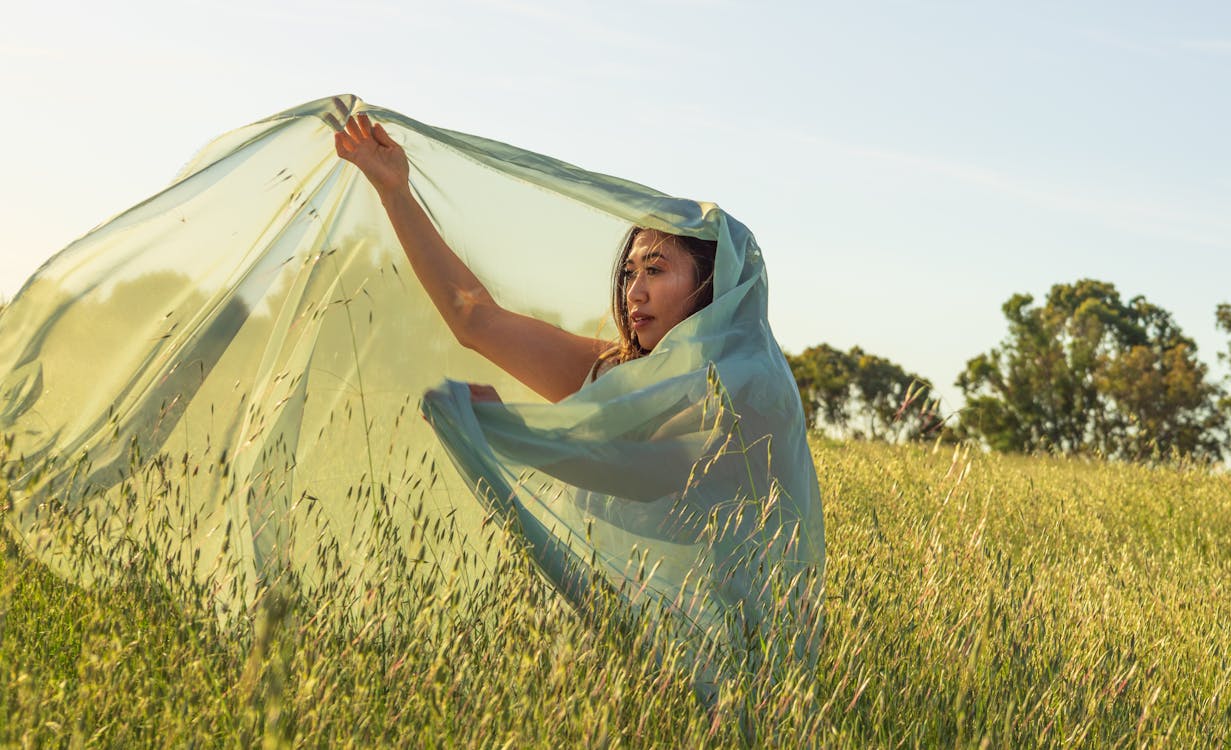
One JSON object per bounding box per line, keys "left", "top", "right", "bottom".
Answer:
{"left": 631, "top": 314, "right": 654, "bottom": 330}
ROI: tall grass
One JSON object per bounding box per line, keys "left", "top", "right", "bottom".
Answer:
{"left": 3, "top": 438, "right": 1230, "bottom": 747}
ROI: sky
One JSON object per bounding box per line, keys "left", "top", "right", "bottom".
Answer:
{"left": 2, "top": 0, "right": 1229, "bottom": 412}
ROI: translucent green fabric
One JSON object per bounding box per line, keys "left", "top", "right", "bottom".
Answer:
{"left": 0, "top": 95, "right": 824, "bottom": 690}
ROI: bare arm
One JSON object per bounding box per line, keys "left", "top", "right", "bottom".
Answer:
{"left": 335, "top": 114, "right": 607, "bottom": 402}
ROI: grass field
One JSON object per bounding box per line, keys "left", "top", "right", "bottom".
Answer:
{"left": 2, "top": 439, "right": 1230, "bottom": 748}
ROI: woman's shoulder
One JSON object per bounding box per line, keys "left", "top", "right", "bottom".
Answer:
{"left": 586, "top": 349, "right": 624, "bottom": 384}
{"left": 592, "top": 356, "right": 620, "bottom": 381}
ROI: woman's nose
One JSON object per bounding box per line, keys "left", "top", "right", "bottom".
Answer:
{"left": 626, "top": 272, "right": 648, "bottom": 303}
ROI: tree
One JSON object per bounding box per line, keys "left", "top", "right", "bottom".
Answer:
{"left": 786, "top": 344, "right": 943, "bottom": 442}
{"left": 957, "top": 280, "right": 1226, "bottom": 461}
{"left": 785, "top": 343, "right": 854, "bottom": 431}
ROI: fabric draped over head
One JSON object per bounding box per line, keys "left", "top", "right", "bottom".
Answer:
{"left": 0, "top": 95, "right": 824, "bottom": 691}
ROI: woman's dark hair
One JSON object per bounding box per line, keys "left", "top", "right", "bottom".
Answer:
{"left": 590, "top": 227, "right": 717, "bottom": 380}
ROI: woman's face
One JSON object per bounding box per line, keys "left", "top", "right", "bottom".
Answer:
{"left": 622, "top": 230, "right": 701, "bottom": 351}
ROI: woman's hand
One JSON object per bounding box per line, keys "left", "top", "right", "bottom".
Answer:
{"left": 468, "top": 383, "right": 503, "bottom": 403}
{"left": 334, "top": 114, "right": 410, "bottom": 197}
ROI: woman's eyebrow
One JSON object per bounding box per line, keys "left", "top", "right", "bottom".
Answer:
{"left": 625, "top": 250, "right": 666, "bottom": 267}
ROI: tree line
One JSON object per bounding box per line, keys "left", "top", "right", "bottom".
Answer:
{"left": 787, "top": 279, "right": 1231, "bottom": 462}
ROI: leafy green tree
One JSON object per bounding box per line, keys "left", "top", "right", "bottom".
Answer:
{"left": 957, "top": 280, "right": 1226, "bottom": 461}
{"left": 786, "top": 344, "right": 942, "bottom": 442}
{"left": 785, "top": 343, "right": 854, "bottom": 431}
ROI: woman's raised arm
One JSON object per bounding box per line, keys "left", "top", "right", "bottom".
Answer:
{"left": 335, "top": 114, "right": 608, "bottom": 402}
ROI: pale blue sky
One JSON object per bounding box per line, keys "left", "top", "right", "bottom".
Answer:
{"left": 2, "top": 0, "right": 1228, "bottom": 410}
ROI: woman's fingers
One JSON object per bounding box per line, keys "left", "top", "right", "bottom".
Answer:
{"left": 341, "top": 115, "right": 384, "bottom": 151}
{"left": 348, "top": 114, "right": 372, "bottom": 140}
{"left": 334, "top": 130, "right": 355, "bottom": 157}
{"left": 335, "top": 115, "right": 408, "bottom": 194}
{"left": 373, "top": 122, "right": 396, "bottom": 148}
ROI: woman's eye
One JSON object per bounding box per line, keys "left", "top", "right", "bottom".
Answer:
{"left": 646, "top": 266, "right": 660, "bottom": 275}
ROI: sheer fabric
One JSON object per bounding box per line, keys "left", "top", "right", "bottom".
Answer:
{"left": 0, "top": 95, "right": 824, "bottom": 691}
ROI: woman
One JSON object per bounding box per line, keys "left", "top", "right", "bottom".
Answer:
{"left": 334, "top": 110, "right": 822, "bottom": 696}
{"left": 334, "top": 113, "right": 716, "bottom": 402}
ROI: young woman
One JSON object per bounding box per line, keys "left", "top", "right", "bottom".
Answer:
{"left": 336, "top": 111, "right": 824, "bottom": 697}
{"left": 333, "top": 114, "right": 716, "bottom": 403}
